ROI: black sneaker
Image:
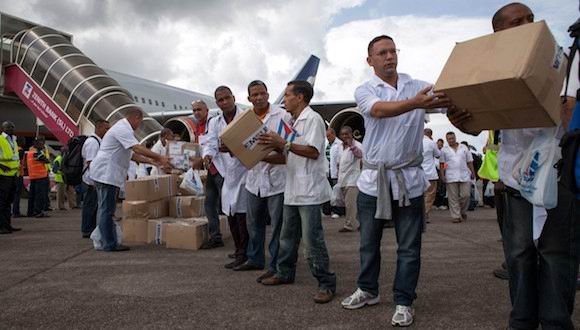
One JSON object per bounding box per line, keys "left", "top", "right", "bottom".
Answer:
{"left": 105, "top": 245, "right": 130, "bottom": 252}
{"left": 8, "top": 226, "right": 21, "bottom": 232}
{"left": 35, "top": 212, "right": 50, "bottom": 218}
{"left": 225, "top": 258, "right": 246, "bottom": 269}
{"left": 493, "top": 268, "right": 509, "bottom": 280}
{"left": 200, "top": 239, "right": 225, "bottom": 250}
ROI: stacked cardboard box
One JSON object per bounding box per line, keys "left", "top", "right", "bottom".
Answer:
{"left": 165, "top": 218, "right": 209, "bottom": 250}
{"left": 169, "top": 196, "right": 205, "bottom": 218}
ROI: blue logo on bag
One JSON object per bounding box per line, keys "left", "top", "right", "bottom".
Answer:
{"left": 520, "top": 151, "right": 540, "bottom": 193}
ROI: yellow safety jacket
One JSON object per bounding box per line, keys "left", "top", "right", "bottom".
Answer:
{"left": 53, "top": 155, "right": 64, "bottom": 183}
{"left": 0, "top": 134, "right": 20, "bottom": 177}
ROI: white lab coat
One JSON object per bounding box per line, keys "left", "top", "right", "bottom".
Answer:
{"left": 202, "top": 107, "right": 248, "bottom": 215}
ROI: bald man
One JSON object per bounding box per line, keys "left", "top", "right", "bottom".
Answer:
{"left": 449, "top": 3, "right": 580, "bottom": 328}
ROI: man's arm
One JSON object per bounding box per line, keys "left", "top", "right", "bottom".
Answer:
{"left": 258, "top": 132, "right": 320, "bottom": 160}
{"left": 132, "top": 144, "right": 170, "bottom": 166}
{"left": 467, "top": 161, "right": 476, "bottom": 180}
{"left": 131, "top": 152, "right": 155, "bottom": 165}
{"left": 369, "top": 86, "right": 451, "bottom": 118}
{"left": 262, "top": 152, "right": 286, "bottom": 165}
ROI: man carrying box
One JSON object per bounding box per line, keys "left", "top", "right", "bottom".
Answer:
{"left": 340, "top": 35, "right": 450, "bottom": 327}
{"left": 90, "top": 108, "right": 171, "bottom": 252}
{"left": 448, "top": 3, "right": 580, "bottom": 328}
{"left": 259, "top": 80, "right": 336, "bottom": 304}
{"left": 202, "top": 86, "right": 249, "bottom": 268}
{"left": 232, "top": 81, "right": 291, "bottom": 284}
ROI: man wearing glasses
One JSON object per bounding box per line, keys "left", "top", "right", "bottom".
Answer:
{"left": 341, "top": 35, "right": 450, "bottom": 327}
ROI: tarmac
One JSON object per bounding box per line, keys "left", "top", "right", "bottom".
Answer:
{"left": 1, "top": 202, "right": 579, "bottom": 329}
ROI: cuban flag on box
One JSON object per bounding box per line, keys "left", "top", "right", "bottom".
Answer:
{"left": 277, "top": 119, "right": 297, "bottom": 142}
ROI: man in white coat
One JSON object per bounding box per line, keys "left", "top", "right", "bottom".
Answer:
{"left": 203, "top": 86, "right": 249, "bottom": 269}
{"left": 421, "top": 128, "right": 440, "bottom": 222}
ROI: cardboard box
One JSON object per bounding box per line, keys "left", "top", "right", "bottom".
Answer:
{"left": 122, "top": 219, "right": 149, "bottom": 243}
{"left": 166, "top": 141, "right": 202, "bottom": 171}
{"left": 434, "top": 21, "right": 567, "bottom": 134}
{"left": 165, "top": 219, "right": 209, "bottom": 250}
{"left": 219, "top": 109, "right": 272, "bottom": 169}
{"left": 147, "top": 218, "right": 176, "bottom": 244}
{"left": 169, "top": 196, "right": 205, "bottom": 218}
{"left": 125, "top": 175, "right": 174, "bottom": 201}
{"left": 122, "top": 198, "right": 169, "bottom": 220}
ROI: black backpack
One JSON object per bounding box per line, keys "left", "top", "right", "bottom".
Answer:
{"left": 557, "top": 129, "right": 580, "bottom": 195}
{"left": 61, "top": 135, "right": 96, "bottom": 185}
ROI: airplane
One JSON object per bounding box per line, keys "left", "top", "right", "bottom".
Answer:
{"left": 0, "top": 11, "right": 362, "bottom": 151}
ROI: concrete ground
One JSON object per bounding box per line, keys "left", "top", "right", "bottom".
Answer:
{"left": 1, "top": 203, "right": 578, "bottom": 329}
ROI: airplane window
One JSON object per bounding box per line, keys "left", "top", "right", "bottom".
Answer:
{"left": 174, "top": 104, "right": 177, "bottom": 110}
{"left": 149, "top": 99, "right": 152, "bottom": 105}
{"left": 134, "top": 96, "right": 138, "bottom": 102}
{"left": 142, "top": 97, "right": 145, "bottom": 103}
{"left": 162, "top": 102, "right": 165, "bottom": 107}
{"left": 179, "top": 105, "right": 183, "bottom": 110}
{"left": 155, "top": 100, "right": 159, "bottom": 106}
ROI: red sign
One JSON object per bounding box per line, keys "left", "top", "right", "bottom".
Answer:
{"left": 4, "top": 64, "right": 79, "bottom": 144}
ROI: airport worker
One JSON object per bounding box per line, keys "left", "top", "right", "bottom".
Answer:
{"left": 233, "top": 80, "right": 290, "bottom": 284}
{"left": 90, "top": 108, "right": 170, "bottom": 252}
{"left": 202, "top": 86, "right": 249, "bottom": 268}
{"left": 258, "top": 80, "right": 336, "bottom": 305}
{"left": 27, "top": 136, "right": 51, "bottom": 218}
{"left": 0, "top": 121, "right": 22, "bottom": 233}
{"left": 421, "top": 128, "right": 440, "bottom": 222}
{"left": 340, "top": 35, "right": 451, "bottom": 327}
{"left": 336, "top": 125, "right": 363, "bottom": 233}
{"left": 53, "top": 149, "right": 77, "bottom": 210}
{"left": 447, "top": 3, "right": 580, "bottom": 328}
{"left": 81, "top": 119, "right": 110, "bottom": 238}
{"left": 150, "top": 128, "right": 174, "bottom": 175}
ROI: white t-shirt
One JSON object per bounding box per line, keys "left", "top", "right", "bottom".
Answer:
{"left": 90, "top": 118, "right": 139, "bottom": 188}
{"left": 150, "top": 139, "right": 167, "bottom": 176}
{"left": 284, "top": 106, "right": 332, "bottom": 205}
{"left": 355, "top": 73, "right": 434, "bottom": 199}
{"left": 81, "top": 134, "right": 101, "bottom": 185}
{"left": 338, "top": 140, "right": 363, "bottom": 188}
{"left": 421, "top": 136, "right": 440, "bottom": 181}
{"left": 440, "top": 144, "right": 473, "bottom": 183}
{"left": 328, "top": 138, "right": 342, "bottom": 179}
{"left": 245, "top": 105, "right": 291, "bottom": 198}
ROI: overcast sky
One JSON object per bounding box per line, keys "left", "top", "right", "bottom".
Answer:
{"left": 1, "top": 0, "right": 577, "bottom": 149}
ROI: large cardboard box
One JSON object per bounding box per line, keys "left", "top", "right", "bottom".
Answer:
{"left": 434, "top": 21, "right": 567, "bottom": 134}
{"left": 122, "top": 219, "right": 148, "bottom": 243}
{"left": 166, "top": 141, "right": 202, "bottom": 171}
{"left": 147, "top": 218, "right": 176, "bottom": 245}
{"left": 169, "top": 196, "right": 205, "bottom": 218}
{"left": 165, "top": 219, "right": 209, "bottom": 250}
{"left": 125, "top": 175, "right": 174, "bottom": 201}
{"left": 219, "top": 110, "right": 272, "bottom": 169}
{"left": 122, "top": 198, "right": 169, "bottom": 220}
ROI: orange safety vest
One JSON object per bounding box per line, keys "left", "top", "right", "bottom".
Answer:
{"left": 27, "top": 147, "right": 49, "bottom": 179}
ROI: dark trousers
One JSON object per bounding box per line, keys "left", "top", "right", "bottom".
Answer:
{"left": 503, "top": 184, "right": 580, "bottom": 329}
{"left": 246, "top": 191, "right": 284, "bottom": 271}
{"left": 322, "top": 178, "right": 344, "bottom": 215}
{"left": 81, "top": 184, "right": 98, "bottom": 234}
{"left": 28, "top": 177, "right": 49, "bottom": 216}
{"left": 0, "top": 175, "right": 17, "bottom": 230}
{"left": 228, "top": 213, "right": 248, "bottom": 260}
{"left": 12, "top": 176, "right": 23, "bottom": 216}
{"left": 204, "top": 172, "right": 223, "bottom": 242}
{"left": 357, "top": 192, "right": 423, "bottom": 305}
{"left": 495, "top": 182, "right": 506, "bottom": 236}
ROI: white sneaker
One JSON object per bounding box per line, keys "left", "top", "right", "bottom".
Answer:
{"left": 331, "top": 213, "right": 340, "bottom": 219}
{"left": 391, "top": 305, "right": 414, "bottom": 327}
{"left": 341, "top": 288, "right": 380, "bottom": 310}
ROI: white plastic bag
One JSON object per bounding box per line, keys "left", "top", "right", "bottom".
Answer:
{"left": 514, "top": 127, "right": 560, "bottom": 209}
{"left": 484, "top": 181, "right": 495, "bottom": 197}
{"left": 90, "top": 223, "right": 123, "bottom": 250}
{"left": 180, "top": 168, "right": 204, "bottom": 196}
{"left": 331, "top": 185, "right": 345, "bottom": 207}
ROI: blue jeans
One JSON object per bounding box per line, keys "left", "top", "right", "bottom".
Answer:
{"left": 357, "top": 192, "right": 423, "bottom": 306}
{"left": 81, "top": 184, "right": 98, "bottom": 234}
{"left": 95, "top": 182, "right": 119, "bottom": 251}
{"left": 503, "top": 185, "right": 580, "bottom": 330}
{"left": 204, "top": 171, "right": 223, "bottom": 242}
{"left": 246, "top": 191, "right": 284, "bottom": 271}
{"left": 276, "top": 204, "right": 336, "bottom": 292}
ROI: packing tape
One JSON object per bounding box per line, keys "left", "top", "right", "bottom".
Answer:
{"left": 176, "top": 198, "right": 182, "bottom": 218}
{"left": 155, "top": 222, "right": 162, "bottom": 244}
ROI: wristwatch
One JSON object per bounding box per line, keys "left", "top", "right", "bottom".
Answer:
{"left": 284, "top": 141, "right": 292, "bottom": 153}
